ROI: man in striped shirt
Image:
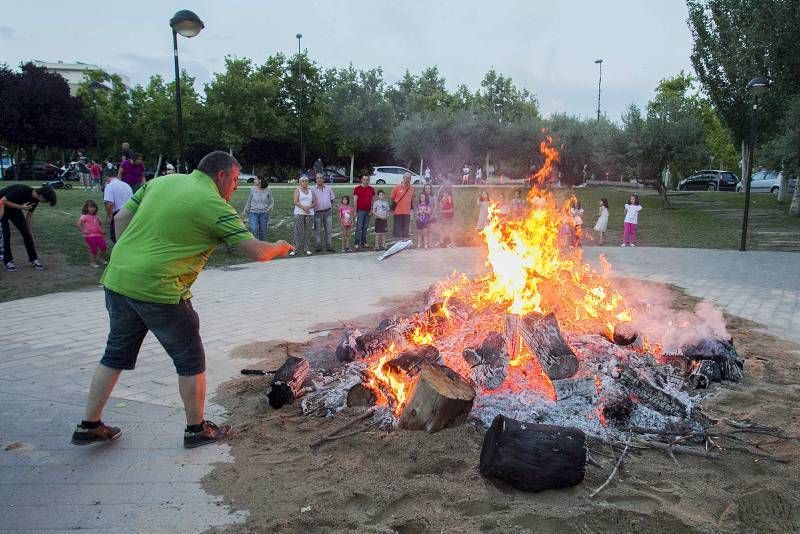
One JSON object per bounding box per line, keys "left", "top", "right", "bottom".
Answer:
{"left": 72, "top": 151, "right": 292, "bottom": 449}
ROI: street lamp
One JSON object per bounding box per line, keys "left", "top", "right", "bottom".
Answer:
{"left": 170, "top": 9, "right": 204, "bottom": 173}
{"left": 739, "top": 76, "right": 769, "bottom": 251}
{"left": 296, "top": 33, "right": 305, "bottom": 172}
{"left": 594, "top": 59, "right": 603, "bottom": 121}
{"left": 88, "top": 81, "right": 107, "bottom": 157}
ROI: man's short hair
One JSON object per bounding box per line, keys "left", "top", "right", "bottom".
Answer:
{"left": 197, "top": 151, "right": 240, "bottom": 177}
{"left": 403, "top": 172, "right": 411, "bottom": 178}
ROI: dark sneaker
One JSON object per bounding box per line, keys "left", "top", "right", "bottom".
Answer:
{"left": 4, "top": 261, "right": 17, "bottom": 272}
{"left": 71, "top": 422, "right": 123, "bottom": 445}
{"left": 31, "top": 260, "right": 44, "bottom": 270}
{"left": 184, "top": 420, "right": 233, "bottom": 449}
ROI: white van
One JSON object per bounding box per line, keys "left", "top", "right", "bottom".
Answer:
{"left": 370, "top": 166, "right": 422, "bottom": 185}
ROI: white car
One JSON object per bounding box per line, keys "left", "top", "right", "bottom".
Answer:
{"left": 370, "top": 166, "right": 422, "bottom": 185}
{"left": 736, "top": 170, "right": 797, "bottom": 195}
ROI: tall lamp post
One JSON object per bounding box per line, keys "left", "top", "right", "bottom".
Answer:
{"left": 594, "top": 59, "right": 603, "bottom": 121}
{"left": 739, "top": 76, "right": 770, "bottom": 252}
{"left": 170, "top": 10, "right": 204, "bottom": 173}
{"left": 296, "top": 33, "right": 305, "bottom": 172}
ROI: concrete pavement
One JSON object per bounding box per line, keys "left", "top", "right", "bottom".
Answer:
{"left": 0, "top": 246, "right": 797, "bottom": 532}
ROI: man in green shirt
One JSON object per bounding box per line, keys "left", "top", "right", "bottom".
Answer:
{"left": 72, "top": 151, "right": 292, "bottom": 449}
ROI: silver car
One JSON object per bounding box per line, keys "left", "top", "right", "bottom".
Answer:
{"left": 737, "top": 170, "right": 797, "bottom": 194}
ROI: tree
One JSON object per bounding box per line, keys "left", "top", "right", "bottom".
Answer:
{"left": 0, "top": 63, "right": 94, "bottom": 171}
{"left": 761, "top": 95, "right": 800, "bottom": 215}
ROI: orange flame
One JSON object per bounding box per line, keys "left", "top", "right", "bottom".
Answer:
{"left": 367, "top": 344, "right": 409, "bottom": 416}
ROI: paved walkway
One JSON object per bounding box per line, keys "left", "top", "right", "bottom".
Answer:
{"left": 0, "top": 246, "right": 797, "bottom": 532}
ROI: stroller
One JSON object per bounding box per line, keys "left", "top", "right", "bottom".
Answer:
{"left": 42, "top": 163, "right": 78, "bottom": 189}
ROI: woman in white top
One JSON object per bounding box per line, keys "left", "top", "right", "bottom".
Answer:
{"left": 594, "top": 198, "right": 609, "bottom": 245}
{"left": 291, "top": 176, "right": 315, "bottom": 256}
{"left": 622, "top": 194, "right": 642, "bottom": 247}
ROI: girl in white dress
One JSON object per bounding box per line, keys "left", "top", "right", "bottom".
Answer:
{"left": 475, "top": 190, "right": 490, "bottom": 229}
{"left": 594, "top": 198, "right": 609, "bottom": 245}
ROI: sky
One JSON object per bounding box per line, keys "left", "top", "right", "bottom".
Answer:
{"left": 0, "top": 0, "right": 695, "bottom": 120}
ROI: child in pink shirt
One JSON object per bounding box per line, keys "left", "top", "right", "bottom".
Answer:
{"left": 338, "top": 196, "right": 354, "bottom": 252}
{"left": 76, "top": 199, "right": 107, "bottom": 268}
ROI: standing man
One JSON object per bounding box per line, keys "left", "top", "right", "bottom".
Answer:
{"left": 391, "top": 172, "right": 413, "bottom": 239}
{"left": 311, "top": 173, "right": 335, "bottom": 252}
{"left": 103, "top": 172, "right": 133, "bottom": 243}
{"left": 121, "top": 142, "right": 134, "bottom": 162}
{"left": 313, "top": 157, "right": 324, "bottom": 178}
{"left": 71, "top": 151, "right": 292, "bottom": 449}
{"left": 353, "top": 175, "right": 375, "bottom": 250}
{"left": 77, "top": 151, "right": 91, "bottom": 192}
{"left": 0, "top": 184, "right": 57, "bottom": 271}
{"left": 119, "top": 154, "right": 145, "bottom": 193}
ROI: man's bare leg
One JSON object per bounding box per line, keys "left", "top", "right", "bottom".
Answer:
{"left": 179, "top": 372, "right": 206, "bottom": 426}
{"left": 84, "top": 363, "right": 122, "bottom": 421}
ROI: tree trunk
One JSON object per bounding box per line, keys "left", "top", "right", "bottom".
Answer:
{"left": 778, "top": 170, "right": 788, "bottom": 202}
{"left": 397, "top": 364, "right": 475, "bottom": 432}
{"left": 350, "top": 153, "right": 355, "bottom": 183}
{"left": 267, "top": 356, "right": 310, "bottom": 409}
{"left": 518, "top": 312, "right": 579, "bottom": 380}
{"left": 790, "top": 176, "right": 800, "bottom": 216}
{"left": 479, "top": 415, "right": 587, "bottom": 492}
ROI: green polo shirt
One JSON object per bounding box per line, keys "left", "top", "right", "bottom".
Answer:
{"left": 101, "top": 170, "right": 253, "bottom": 304}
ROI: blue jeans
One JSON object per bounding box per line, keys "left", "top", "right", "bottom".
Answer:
{"left": 248, "top": 212, "right": 269, "bottom": 241}
{"left": 356, "top": 209, "right": 370, "bottom": 246}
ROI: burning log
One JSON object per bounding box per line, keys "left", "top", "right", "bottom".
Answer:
{"left": 462, "top": 332, "right": 509, "bottom": 390}
{"left": 519, "top": 312, "right": 579, "bottom": 380}
{"left": 504, "top": 313, "right": 521, "bottom": 360}
{"left": 397, "top": 364, "right": 475, "bottom": 432}
{"left": 611, "top": 323, "right": 638, "bottom": 346}
{"left": 479, "top": 415, "right": 587, "bottom": 492}
{"left": 689, "top": 360, "right": 721, "bottom": 389}
{"left": 682, "top": 338, "right": 743, "bottom": 382}
{"left": 335, "top": 329, "right": 362, "bottom": 362}
{"left": 267, "top": 356, "right": 310, "bottom": 409}
{"left": 346, "top": 383, "right": 378, "bottom": 408}
{"left": 601, "top": 384, "right": 634, "bottom": 423}
{"left": 355, "top": 320, "right": 411, "bottom": 356}
{"left": 616, "top": 366, "right": 688, "bottom": 419}
{"left": 384, "top": 344, "right": 441, "bottom": 377}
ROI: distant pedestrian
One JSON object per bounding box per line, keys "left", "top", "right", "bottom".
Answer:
{"left": 570, "top": 200, "right": 584, "bottom": 247}
{"left": 121, "top": 142, "right": 133, "bottom": 162}
{"left": 475, "top": 166, "right": 483, "bottom": 184}
{"left": 338, "top": 195, "right": 354, "bottom": 252}
{"left": 0, "top": 184, "right": 57, "bottom": 271}
{"left": 511, "top": 189, "right": 527, "bottom": 218}
{"left": 312, "top": 174, "right": 336, "bottom": 252}
{"left": 372, "top": 190, "right": 390, "bottom": 250}
{"left": 594, "top": 198, "right": 609, "bottom": 245}
{"left": 90, "top": 160, "right": 103, "bottom": 192}
{"left": 416, "top": 192, "right": 432, "bottom": 249}
{"left": 119, "top": 154, "right": 145, "bottom": 192}
{"left": 422, "top": 183, "right": 437, "bottom": 243}
{"left": 622, "top": 194, "right": 642, "bottom": 247}
{"left": 76, "top": 199, "right": 108, "bottom": 268}
{"left": 164, "top": 161, "right": 175, "bottom": 175}
{"left": 438, "top": 187, "right": 456, "bottom": 247}
{"left": 462, "top": 164, "right": 470, "bottom": 185}
{"left": 104, "top": 158, "right": 116, "bottom": 177}
{"left": 103, "top": 174, "right": 133, "bottom": 243}
{"left": 353, "top": 175, "right": 375, "bottom": 250}
{"left": 242, "top": 176, "right": 273, "bottom": 241}
{"left": 291, "top": 176, "right": 314, "bottom": 256}
{"left": 391, "top": 173, "right": 414, "bottom": 239}
{"left": 313, "top": 158, "right": 324, "bottom": 177}
{"left": 424, "top": 166, "right": 431, "bottom": 183}
{"left": 476, "top": 190, "right": 490, "bottom": 230}
{"left": 77, "top": 151, "right": 92, "bottom": 192}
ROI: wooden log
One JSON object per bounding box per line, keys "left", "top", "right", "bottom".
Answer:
{"left": 267, "top": 356, "right": 310, "bottom": 409}
{"left": 504, "top": 314, "right": 521, "bottom": 360}
{"left": 616, "top": 366, "right": 688, "bottom": 419}
{"left": 479, "top": 415, "right": 587, "bottom": 492}
{"left": 519, "top": 312, "right": 579, "bottom": 380}
{"left": 553, "top": 377, "right": 596, "bottom": 401}
{"left": 689, "top": 360, "right": 720, "bottom": 389}
{"left": 355, "top": 320, "right": 411, "bottom": 356}
{"left": 601, "top": 384, "right": 634, "bottom": 423}
{"left": 463, "top": 332, "right": 509, "bottom": 390}
{"left": 682, "top": 337, "right": 743, "bottom": 382}
{"left": 335, "top": 329, "right": 361, "bottom": 362}
{"left": 611, "top": 323, "right": 638, "bottom": 346}
{"left": 384, "top": 344, "right": 441, "bottom": 377}
{"left": 397, "top": 364, "right": 475, "bottom": 432}
{"left": 346, "top": 383, "right": 378, "bottom": 408}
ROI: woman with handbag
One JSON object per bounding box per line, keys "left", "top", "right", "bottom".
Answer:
{"left": 390, "top": 173, "right": 414, "bottom": 239}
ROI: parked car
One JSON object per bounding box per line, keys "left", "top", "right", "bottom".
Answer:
{"left": 735, "top": 170, "right": 797, "bottom": 195}
{"left": 321, "top": 167, "right": 351, "bottom": 184}
{"left": 677, "top": 170, "right": 739, "bottom": 191}
{"left": 370, "top": 166, "right": 422, "bottom": 185}
{"left": 3, "top": 161, "right": 61, "bottom": 181}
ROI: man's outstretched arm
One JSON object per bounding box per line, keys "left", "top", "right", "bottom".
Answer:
{"left": 236, "top": 239, "right": 294, "bottom": 261}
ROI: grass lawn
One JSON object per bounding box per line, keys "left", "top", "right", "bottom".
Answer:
{"left": 1, "top": 179, "right": 798, "bottom": 302}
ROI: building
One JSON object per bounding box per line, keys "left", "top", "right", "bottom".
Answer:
{"left": 30, "top": 60, "right": 130, "bottom": 95}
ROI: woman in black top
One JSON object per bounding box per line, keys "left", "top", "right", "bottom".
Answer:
{"left": 0, "top": 184, "right": 57, "bottom": 271}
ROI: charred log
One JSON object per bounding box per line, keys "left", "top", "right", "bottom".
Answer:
{"left": 689, "top": 360, "right": 721, "bottom": 389}
{"left": 553, "top": 377, "right": 596, "bottom": 401}
{"left": 601, "top": 384, "right": 634, "bottom": 423}
{"left": 479, "top": 415, "right": 587, "bottom": 492}
{"left": 682, "top": 338, "right": 743, "bottom": 382}
{"left": 355, "top": 320, "right": 411, "bottom": 356}
{"left": 463, "top": 332, "right": 509, "bottom": 390}
{"left": 267, "top": 356, "right": 310, "bottom": 409}
{"left": 384, "top": 344, "right": 441, "bottom": 377}
{"left": 504, "top": 313, "right": 521, "bottom": 360}
{"left": 335, "top": 329, "right": 361, "bottom": 362}
{"left": 519, "top": 312, "right": 579, "bottom": 380}
{"left": 611, "top": 323, "right": 638, "bottom": 346}
{"left": 398, "top": 364, "right": 475, "bottom": 432}
{"left": 616, "top": 366, "right": 688, "bottom": 419}
{"left": 346, "top": 383, "right": 378, "bottom": 408}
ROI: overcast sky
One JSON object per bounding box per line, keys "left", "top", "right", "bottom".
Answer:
{"left": 0, "top": 0, "right": 694, "bottom": 120}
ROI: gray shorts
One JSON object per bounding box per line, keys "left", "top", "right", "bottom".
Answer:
{"left": 100, "top": 289, "right": 205, "bottom": 376}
